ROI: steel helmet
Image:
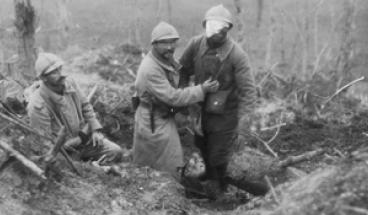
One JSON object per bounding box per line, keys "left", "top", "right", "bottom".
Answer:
{"left": 151, "top": 21, "right": 180, "bottom": 44}
{"left": 35, "top": 52, "right": 64, "bottom": 77}
{"left": 203, "top": 4, "right": 233, "bottom": 29}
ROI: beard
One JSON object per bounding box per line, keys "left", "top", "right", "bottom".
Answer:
{"left": 162, "top": 49, "right": 175, "bottom": 60}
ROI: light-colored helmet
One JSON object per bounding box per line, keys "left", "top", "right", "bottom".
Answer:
{"left": 203, "top": 4, "right": 233, "bottom": 28}
{"left": 151, "top": 21, "right": 180, "bottom": 44}
{"left": 35, "top": 52, "right": 64, "bottom": 77}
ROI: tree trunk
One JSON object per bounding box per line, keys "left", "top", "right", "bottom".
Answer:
{"left": 233, "top": 0, "right": 247, "bottom": 45}
{"left": 264, "top": 0, "right": 275, "bottom": 69}
{"left": 56, "top": 0, "right": 71, "bottom": 50}
{"left": 256, "top": 0, "right": 264, "bottom": 28}
{"left": 13, "top": 0, "right": 36, "bottom": 86}
{"left": 0, "top": 41, "right": 4, "bottom": 77}
{"left": 335, "top": 0, "right": 356, "bottom": 82}
{"left": 156, "top": 0, "right": 172, "bottom": 22}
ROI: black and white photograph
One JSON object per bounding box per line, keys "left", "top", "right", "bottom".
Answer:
{"left": 0, "top": 0, "right": 367, "bottom": 214}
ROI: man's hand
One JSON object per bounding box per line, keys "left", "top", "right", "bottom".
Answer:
{"left": 91, "top": 131, "right": 105, "bottom": 147}
{"left": 64, "top": 137, "right": 82, "bottom": 151}
{"left": 201, "top": 78, "right": 219, "bottom": 93}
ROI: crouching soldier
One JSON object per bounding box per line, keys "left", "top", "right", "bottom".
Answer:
{"left": 27, "top": 52, "right": 123, "bottom": 165}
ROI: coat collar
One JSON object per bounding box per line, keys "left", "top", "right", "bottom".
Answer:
{"left": 149, "top": 51, "right": 182, "bottom": 73}
{"left": 198, "top": 34, "right": 235, "bottom": 62}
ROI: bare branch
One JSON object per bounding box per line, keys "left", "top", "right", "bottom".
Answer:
{"left": 321, "top": 76, "right": 365, "bottom": 109}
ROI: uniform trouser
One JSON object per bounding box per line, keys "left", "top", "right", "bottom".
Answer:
{"left": 195, "top": 130, "right": 269, "bottom": 196}
{"left": 195, "top": 129, "right": 234, "bottom": 191}
{"left": 71, "top": 136, "right": 123, "bottom": 164}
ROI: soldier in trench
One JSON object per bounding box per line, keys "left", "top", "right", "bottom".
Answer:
{"left": 27, "top": 52, "right": 123, "bottom": 165}
{"left": 179, "top": 4, "right": 269, "bottom": 198}
{"left": 132, "top": 21, "right": 219, "bottom": 177}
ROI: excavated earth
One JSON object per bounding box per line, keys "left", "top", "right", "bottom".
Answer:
{"left": 0, "top": 45, "right": 367, "bottom": 215}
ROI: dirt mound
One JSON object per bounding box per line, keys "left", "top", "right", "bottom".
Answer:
{"left": 238, "top": 160, "right": 368, "bottom": 215}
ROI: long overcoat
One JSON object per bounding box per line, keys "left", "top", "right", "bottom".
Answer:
{"left": 133, "top": 52, "right": 204, "bottom": 175}
{"left": 133, "top": 51, "right": 205, "bottom": 175}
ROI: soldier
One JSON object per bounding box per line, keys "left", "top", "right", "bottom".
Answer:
{"left": 133, "top": 21, "right": 219, "bottom": 177}
{"left": 27, "top": 52, "right": 123, "bottom": 165}
{"left": 179, "top": 5, "right": 268, "bottom": 198}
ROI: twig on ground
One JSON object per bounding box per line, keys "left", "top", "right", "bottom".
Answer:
{"left": 341, "top": 205, "right": 368, "bottom": 214}
{"left": 0, "top": 112, "right": 82, "bottom": 176}
{"left": 264, "top": 175, "right": 280, "bottom": 204}
{"left": 321, "top": 76, "right": 365, "bottom": 109}
{"left": 333, "top": 148, "right": 345, "bottom": 158}
{"left": 250, "top": 132, "right": 278, "bottom": 158}
{"left": 87, "top": 84, "right": 99, "bottom": 102}
{"left": 126, "top": 68, "right": 136, "bottom": 79}
{"left": 278, "top": 149, "right": 324, "bottom": 168}
{"left": 0, "top": 139, "right": 46, "bottom": 180}
{"left": 260, "top": 123, "right": 286, "bottom": 131}
{"left": 266, "top": 126, "right": 281, "bottom": 146}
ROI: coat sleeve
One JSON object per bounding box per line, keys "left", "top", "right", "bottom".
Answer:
{"left": 232, "top": 47, "right": 257, "bottom": 118}
{"left": 146, "top": 67, "right": 205, "bottom": 107}
{"left": 179, "top": 38, "right": 196, "bottom": 87}
{"left": 69, "top": 79, "right": 102, "bottom": 131}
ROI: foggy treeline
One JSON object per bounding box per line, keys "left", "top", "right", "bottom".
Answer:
{"left": 0, "top": 0, "right": 367, "bottom": 87}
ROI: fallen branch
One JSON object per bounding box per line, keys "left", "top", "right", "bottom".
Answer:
{"left": 0, "top": 112, "right": 52, "bottom": 141}
{"left": 0, "top": 139, "right": 46, "bottom": 180}
{"left": 0, "top": 112, "right": 81, "bottom": 176}
{"left": 87, "top": 84, "right": 99, "bottom": 102}
{"left": 264, "top": 175, "right": 280, "bottom": 204}
{"left": 126, "top": 68, "right": 136, "bottom": 79}
{"left": 250, "top": 132, "right": 278, "bottom": 158}
{"left": 333, "top": 148, "right": 345, "bottom": 158}
{"left": 278, "top": 149, "right": 324, "bottom": 168}
{"left": 321, "top": 76, "right": 365, "bottom": 109}
{"left": 341, "top": 205, "right": 368, "bottom": 214}
{"left": 260, "top": 123, "right": 286, "bottom": 131}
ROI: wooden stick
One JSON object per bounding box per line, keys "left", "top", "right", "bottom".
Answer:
{"left": 0, "top": 140, "right": 46, "bottom": 180}
{"left": 87, "top": 84, "right": 98, "bottom": 102}
{"left": 278, "top": 149, "right": 324, "bottom": 168}
{"left": 341, "top": 205, "right": 368, "bottom": 214}
{"left": 250, "top": 132, "right": 278, "bottom": 158}
{"left": 260, "top": 122, "right": 286, "bottom": 131}
{"left": 321, "top": 76, "right": 365, "bottom": 109}
{"left": 333, "top": 148, "right": 345, "bottom": 158}
{"left": 264, "top": 175, "right": 280, "bottom": 204}
{"left": 0, "top": 112, "right": 52, "bottom": 141}
{"left": 0, "top": 112, "right": 81, "bottom": 176}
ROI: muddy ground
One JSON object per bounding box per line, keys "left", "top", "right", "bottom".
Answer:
{"left": 0, "top": 45, "right": 367, "bottom": 215}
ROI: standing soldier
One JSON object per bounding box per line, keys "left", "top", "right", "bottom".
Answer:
{"left": 179, "top": 5, "right": 267, "bottom": 198}
{"left": 133, "top": 22, "right": 219, "bottom": 177}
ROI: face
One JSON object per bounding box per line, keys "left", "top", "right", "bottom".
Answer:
{"left": 41, "top": 66, "right": 65, "bottom": 87}
{"left": 153, "top": 38, "right": 178, "bottom": 60}
{"left": 207, "top": 27, "right": 229, "bottom": 44}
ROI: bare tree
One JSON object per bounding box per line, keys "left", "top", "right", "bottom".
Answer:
{"left": 256, "top": 0, "right": 264, "bottom": 28}
{"left": 0, "top": 41, "right": 4, "bottom": 77}
{"left": 127, "top": 0, "right": 142, "bottom": 45}
{"left": 156, "top": 0, "right": 172, "bottom": 22}
{"left": 264, "top": 0, "right": 276, "bottom": 69}
{"left": 56, "top": 0, "right": 71, "bottom": 49}
{"left": 13, "top": 0, "right": 36, "bottom": 86}
{"left": 233, "top": 0, "right": 247, "bottom": 45}
{"left": 335, "top": 0, "right": 357, "bottom": 82}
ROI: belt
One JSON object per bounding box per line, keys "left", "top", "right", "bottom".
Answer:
{"left": 139, "top": 101, "right": 175, "bottom": 118}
